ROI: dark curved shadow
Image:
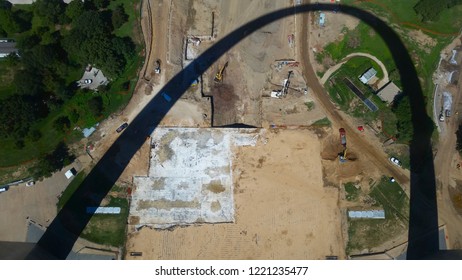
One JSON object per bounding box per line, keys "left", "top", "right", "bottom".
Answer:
{"left": 17, "top": 3, "right": 455, "bottom": 259}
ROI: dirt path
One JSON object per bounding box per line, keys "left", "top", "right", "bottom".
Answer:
{"left": 320, "top": 52, "right": 390, "bottom": 88}
{"left": 434, "top": 65, "right": 462, "bottom": 249}
{"left": 300, "top": 1, "right": 410, "bottom": 186}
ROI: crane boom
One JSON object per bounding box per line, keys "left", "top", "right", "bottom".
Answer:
{"left": 214, "top": 61, "right": 229, "bottom": 83}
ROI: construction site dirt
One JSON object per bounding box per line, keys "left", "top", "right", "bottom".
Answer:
{"left": 125, "top": 129, "right": 345, "bottom": 259}
{"left": 118, "top": 0, "right": 417, "bottom": 260}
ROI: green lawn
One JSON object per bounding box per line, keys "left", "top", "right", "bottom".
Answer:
{"left": 343, "top": 0, "right": 462, "bottom": 34}
{"left": 109, "top": 0, "right": 142, "bottom": 38}
{"left": 56, "top": 170, "right": 129, "bottom": 247}
{"left": 338, "top": 0, "right": 460, "bottom": 124}
{"left": 325, "top": 57, "right": 395, "bottom": 130}
{"left": 346, "top": 176, "right": 409, "bottom": 254}
{"left": 344, "top": 182, "right": 360, "bottom": 201}
{"left": 312, "top": 117, "right": 332, "bottom": 127}
{"left": 80, "top": 196, "right": 129, "bottom": 247}
{"left": 324, "top": 22, "right": 396, "bottom": 71}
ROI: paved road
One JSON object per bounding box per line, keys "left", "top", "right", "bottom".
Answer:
{"left": 299, "top": 0, "right": 409, "bottom": 185}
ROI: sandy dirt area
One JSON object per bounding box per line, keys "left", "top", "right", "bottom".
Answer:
{"left": 125, "top": 129, "right": 344, "bottom": 259}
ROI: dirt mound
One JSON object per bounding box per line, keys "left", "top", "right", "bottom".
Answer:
{"left": 210, "top": 83, "right": 239, "bottom": 126}
{"left": 321, "top": 135, "right": 345, "bottom": 160}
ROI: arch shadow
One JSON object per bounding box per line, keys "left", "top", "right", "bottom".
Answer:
{"left": 15, "top": 3, "right": 458, "bottom": 259}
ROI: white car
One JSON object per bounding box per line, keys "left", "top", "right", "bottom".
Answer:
{"left": 389, "top": 157, "right": 402, "bottom": 167}
{"left": 84, "top": 79, "right": 93, "bottom": 84}
{"left": 25, "top": 181, "right": 35, "bottom": 187}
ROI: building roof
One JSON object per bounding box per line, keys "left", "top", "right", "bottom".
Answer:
{"left": 0, "top": 41, "right": 17, "bottom": 57}
{"left": 348, "top": 210, "right": 385, "bottom": 219}
{"left": 319, "top": 13, "right": 326, "bottom": 26}
{"left": 377, "top": 81, "right": 401, "bottom": 103}
{"left": 359, "top": 67, "right": 377, "bottom": 84}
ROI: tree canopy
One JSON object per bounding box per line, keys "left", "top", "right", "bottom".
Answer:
{"left": 0, "top": 96, "right": 38, "bottom": 138}
{"left": 392, "top": 95, "right": 413, "bottom": 143}
{"left": 414, "top": 0, "right": 462, "bottom": 21}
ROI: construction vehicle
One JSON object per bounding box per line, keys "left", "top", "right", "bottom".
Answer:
{"left": 214, "top": 61, "right": 228, "bottom": 83}
{"left": 339, "top": 148, "right": 347, "bottom": 163}
{"left": 281, "top": 70, "right": 293, "bottom": 97}
{"left": 154, "top": 60, "right": 161, "bottom": 74}
{"left": 339, "top": 128, "right": 347, "bottom": 163}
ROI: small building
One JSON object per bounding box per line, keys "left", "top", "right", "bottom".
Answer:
{"left": 376, "top": 81, "right": 401, "bottom": 104}
{"left": 359, "top": 67, "right": 377, "bottom": 84}
{"left": 319, "top": 13, "right": 326, "bottom": 26}
{"left": 86, "top": 207, "right": 121, "bottom": 214}
{"left": 64, "top": 168, "right": 77, "bottom": 179}
{"left": 348, "top": 209, "right": 385, "bottom": 219}
{"left": 0, "top": 39, "right": 17, "bottom": 58}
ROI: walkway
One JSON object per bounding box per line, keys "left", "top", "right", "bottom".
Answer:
{"left": 320, "top": 52, "right": 390, "bottom": 88}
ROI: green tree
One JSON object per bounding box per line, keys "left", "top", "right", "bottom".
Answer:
{"left": 32, "top": 142, "right": 75, "bottom": 178}
{"left": 392, "top": 95, "right": 413, "bottom": 143}
{"left": 28, "top": 129, "right": 42, "bottom": 142}
{"left": 87, "top": 96, "right": 103, "bottom": 117}
{"left": 53, "top": 116, "right": 71, "bottom": 132}
{"left": 0, "top": 95, "right": 37, "bottom": 138}
{"left": 13, "top": 9, "right": 33, "bottom": 32}
{"left": 91, "top": 0, "right": 109, "bottom": 9}
{"left": 62, "top": 11, "right": 127, "bottom": 77}
{"left": 34, "top": 0, "right": 66, "bottom": 25}
{"left": 414, "top": 0, "right": 462, "bottom": 21}
{"left": 65, "top": 0, "right": 85, "bottom": 21}
{"left": 13, "top": 69, "right": 43, "bottom": 96}
{"left": 0, "top": 9, "right": 20, "bottom": 35}
{"left": 4, "top": 52, "right": 20, "bottom": 67}
{"left": 112, "top": 36, "right": 135, "bottom": 61}
{"left": 111, "top": 5, "right": 128, "bottom": 29}
{"left": 67, "top": 109, "right": 80, "bottom": 124}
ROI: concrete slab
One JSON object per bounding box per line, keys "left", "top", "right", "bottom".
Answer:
{"left": 130, "top": 128, "right": 258, "bottom": 229}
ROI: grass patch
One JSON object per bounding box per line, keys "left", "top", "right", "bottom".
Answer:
{"left": 57, "top": 172, "right": 86, "bottom": 211}
{"left": 344, "top": 0, "right": 462, "bottom": 34}
{"left": 344, "top": 182, "right": 360, "bottom": 201}
{"left": 80, "top": 195, "right": 129, "bottom": 247}
{"left": 312, "top": 117, "right": 331, "bottom": 127}
{"left": 56, "top": 170, "right": 129, "bottom": 247}
{"left": 346, "top": 176, "right": 409, "bottom": 254}
{"left": 304, "top": 101, "right": 315, "bottom": 111}
{"left": 0, "top": 61, "right": 17, "bottom": 100}
{"left": 324, "top": 57, "right": 398, "bottom": 137}
{"left": 109, "top": 0, "right": 141, "bottom": 39}
{"left": 324, "top": 22, "right": 395, "bottom": 71}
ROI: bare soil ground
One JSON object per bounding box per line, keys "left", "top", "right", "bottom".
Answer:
{"left": 125, "top": 129, "right": 344, "bottom": 259}
{"left": 434, "top": 55, "right": 462, "bottom": 250}
{"left": 309, "top": 0, "right": 360, "bottom": 74}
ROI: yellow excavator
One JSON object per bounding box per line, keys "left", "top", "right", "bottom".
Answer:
{"left": 214, "top": 61, "right": 228, "bottom": 83}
